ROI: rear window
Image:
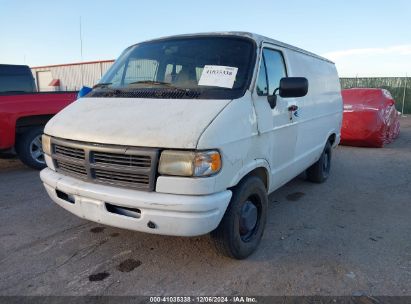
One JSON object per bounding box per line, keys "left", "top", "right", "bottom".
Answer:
{"left": 0, "top": 65, "right": 35, "bottom": 93}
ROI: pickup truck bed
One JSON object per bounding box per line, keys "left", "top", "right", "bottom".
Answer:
{"left": 0, "top": 91, "right": 77, "bottom": 168}
{"left": 0, "top": 64, "right": 77, "bottom": 169}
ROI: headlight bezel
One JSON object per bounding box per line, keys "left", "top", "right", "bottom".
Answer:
{"left": 158, "top": 149, "right": 222, "bottom": 177}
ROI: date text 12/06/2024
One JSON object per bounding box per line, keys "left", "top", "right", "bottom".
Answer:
{"left": 149, "top": 296, "right": 258, "bottom": 303}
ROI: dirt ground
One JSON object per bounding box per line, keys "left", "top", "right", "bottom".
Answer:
{"left": 0, "top": 118, "right": 410, "bottom": 296}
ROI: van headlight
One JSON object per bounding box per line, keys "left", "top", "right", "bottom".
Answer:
{"left": 42, "top": 134, "right": 52, "bottom": 156}
{"left": 158, "top": 150, "right": 221, "bottom": 177}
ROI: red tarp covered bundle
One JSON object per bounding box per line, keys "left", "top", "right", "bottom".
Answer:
{"left": 341, "top": 88, "right": 400, "bottom": 147}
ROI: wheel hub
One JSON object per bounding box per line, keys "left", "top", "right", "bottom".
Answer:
{"left": 30, "top": 135, "right": 45, "bottom": 164}
{"left": 239, "top": 200, "right": 258, "bottom": 236}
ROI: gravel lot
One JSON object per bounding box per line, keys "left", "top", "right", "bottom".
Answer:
{"left": 0, "top": 118, "right": 410, "bottom": 296}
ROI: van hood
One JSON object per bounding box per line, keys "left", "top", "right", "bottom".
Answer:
{"left": 45, "top": 97, "right": 230, "bottom": 149}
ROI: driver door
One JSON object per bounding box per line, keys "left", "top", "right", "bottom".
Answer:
{"left": 252, "top": 46, "right": 298, "bottom": 189}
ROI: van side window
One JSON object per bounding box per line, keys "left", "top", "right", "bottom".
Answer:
{"left": 257, "top": 49, "right": 287, "bottom": 96}
{"left": 256, "top": 55, "right": 268, "bottom": 96}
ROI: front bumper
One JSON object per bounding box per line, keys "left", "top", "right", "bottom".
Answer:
{"left": 40, "top": 168, "right": 232, "bottom": 236}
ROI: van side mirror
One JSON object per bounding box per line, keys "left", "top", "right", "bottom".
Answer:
{"left": 267, "top": 94, "right": 277, "bottom": 109}
{"left": 266, "top": 77, "right": 308, "bottom": 109}
{"left": 279, "top": 77, "right": 308, "bottom": 98}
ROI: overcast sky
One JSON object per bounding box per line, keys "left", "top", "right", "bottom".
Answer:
{"left": 0, "top": 0, "right": 410, "bottom": 77}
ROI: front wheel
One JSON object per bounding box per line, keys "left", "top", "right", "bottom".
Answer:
{"left": 306, "top": 141, "right": 332, "bottom": 183}
{"left": 16, "top": 126, "right": 46, "bottom": 170}
{"left": 211, "top": 175, "right": 268, "bottom": 259}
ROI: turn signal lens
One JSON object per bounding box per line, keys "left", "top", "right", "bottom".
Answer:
{"left": 42, "top": 134, "right": 51, "bottom": 156}
{"left": 193, "top": 151, "right": 221, "bottom": 176}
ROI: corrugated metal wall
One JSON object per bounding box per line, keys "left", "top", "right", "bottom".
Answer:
{"left": 31, "top": 60, "right": 202, "bottom": 91}
{"left": 31, "top": 60, "right": 114, "bottom": 91}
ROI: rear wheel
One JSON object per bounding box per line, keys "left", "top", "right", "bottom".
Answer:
{"left": 306, "top": 140, "right": 332, "bottom": 183}
{"left": 16, "top": 126, "right": 46, "bottom": 170}
{"left": 211, "top": 175, "right": 268, "bottom": 259}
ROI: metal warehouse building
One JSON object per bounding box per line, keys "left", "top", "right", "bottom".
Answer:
{"left": 31, "top": 60, "right": 114, "bottom": 92}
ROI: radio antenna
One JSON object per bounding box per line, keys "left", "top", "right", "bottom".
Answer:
{"left": 79, "top": 16, "right": 84, "bottom": 87}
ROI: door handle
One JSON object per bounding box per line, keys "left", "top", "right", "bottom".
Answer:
{"left": 288, "top": 105, "right": 298, "bottom": 112}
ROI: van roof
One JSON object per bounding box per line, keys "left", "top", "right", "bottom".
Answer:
{"left": 137, "top": 31, "right": 334, "bottom": 64}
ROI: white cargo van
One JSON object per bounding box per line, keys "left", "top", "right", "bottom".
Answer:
{"left": 40, "top": 32, "right": 342, "bottom": 259}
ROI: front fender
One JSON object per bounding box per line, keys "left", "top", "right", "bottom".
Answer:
{"left": 228, "top": 158, "right": 271, "bottom": 189}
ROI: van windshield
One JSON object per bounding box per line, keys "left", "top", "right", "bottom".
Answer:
{"left": 89, "top": 36, "right": 255, "bottom": 99}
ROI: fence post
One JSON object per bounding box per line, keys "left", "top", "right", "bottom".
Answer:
{"left": 402, "top": 75, "right": 407, "bottom": 116}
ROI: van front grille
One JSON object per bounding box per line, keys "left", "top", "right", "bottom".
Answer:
{"left": 93, "top": 152, "right": 151, "bottom": 168}
{"left": 55, "top": 159, "right": 87, "bottom": 177}
{"left": 52, "top": 138, "right": 159, "bottom": 191}
{"left": 55, "top": 145, "right": 84, "bottom": 160}
{"left": 95, "top": 169, "right": 150, "bottom": 186}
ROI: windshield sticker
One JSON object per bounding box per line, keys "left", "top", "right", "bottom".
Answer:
{"left": 198, "top": 65, "right": 238, "bottom": 88}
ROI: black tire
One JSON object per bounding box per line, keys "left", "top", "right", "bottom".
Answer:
{"left": 211, "top": 175, "right": 268, "bottom": 259}
{"left": 306, "top": 140, "right": 332, "bottom": 183}
{"left": 15, "top": 126, "right": 46, "bottom": 170}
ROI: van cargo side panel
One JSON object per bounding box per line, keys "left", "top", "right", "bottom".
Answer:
{"left": 284, "top": 48, "right": 343, "bottom": 171}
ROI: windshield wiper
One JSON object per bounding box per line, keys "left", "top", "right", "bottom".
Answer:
{"left": 127, "top": 80, "right": 174, "bottom": 87}
{"left": 93, "top": 82, "right": 113, "bottom": 88}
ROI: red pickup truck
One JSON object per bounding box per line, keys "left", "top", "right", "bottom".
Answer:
{"left": 0, "top": 64, "right": 77, "bottom": 169}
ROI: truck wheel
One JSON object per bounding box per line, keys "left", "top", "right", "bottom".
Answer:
{"left": 211, "top": 175, "right": 268, "bottom": 259}
{"left": 306, "top": 141, "right": 332, "bottom": 183}
{"left": 16, "top": 127, "right": 46, "bottom": 170}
